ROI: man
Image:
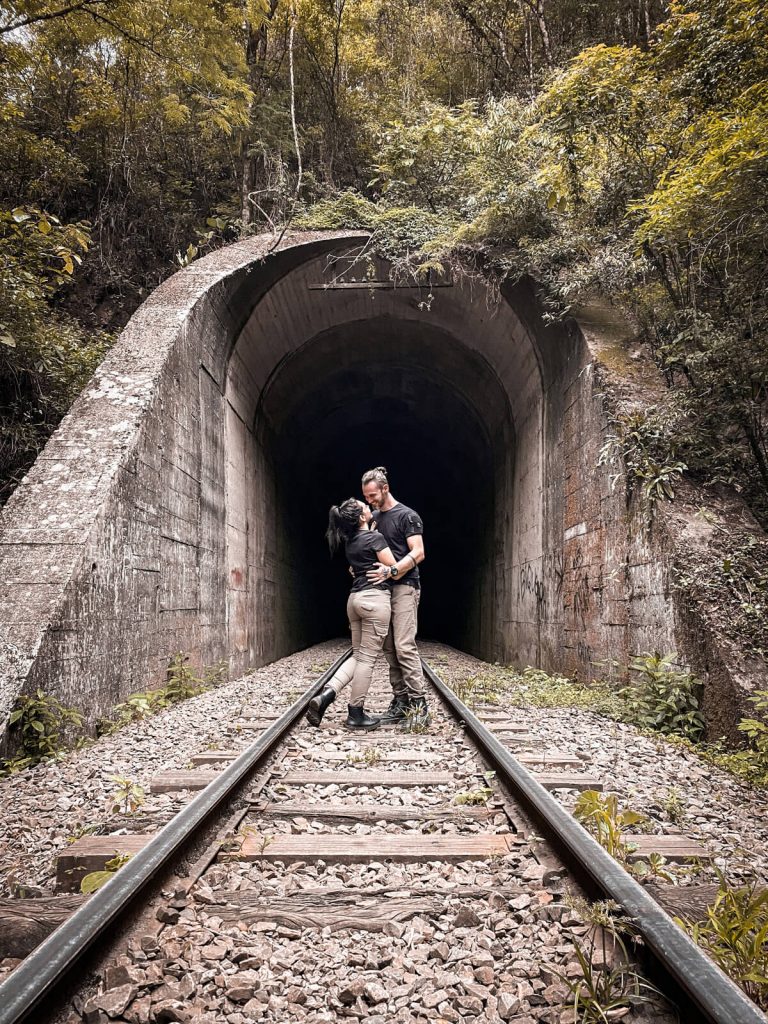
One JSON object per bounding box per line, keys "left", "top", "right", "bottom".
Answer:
{"left": 362, "top": 466, "right": 429, "bottom": 726}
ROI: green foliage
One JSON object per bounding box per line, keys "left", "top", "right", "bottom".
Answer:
{"left": 681, "top": 870, "right": 768, "bottom": 1009}
{"left": 572, "top": 790, "right": 648, "bottom": 863}
{"left": 557, "top": 929, "right": 662, "bottom": 1023}
{"left": 734, "top": 688, "right": 768, "bottom": 784}
{"left": 620, "top": 652, "right": 705, "bottom": 742}
{"left": 80, "top": 853, "right": 132, "bottom": 895}
{"left": 107, "top": 775, "right": 146, "bottom": 815}
{"left": 97, "top": 652, "right": 226, "bottom": 735}
{"left": 674, "top": 535, "right": 768, "bottom": 659}
{"left": 453, "top": 786, "right": 494, "bottom": 805}
{"left": 598, "top": 409, "right": 687, "bottom": 516}
{"left": 347, "top": 747, "right": 383, "bottom": 766}
{"left": 0, "top": 206, "right": 111, "bottom": 502}
{"left": 512, "top": 666, "right": 624, "bottom": 718}
{"left": 1, "top": 689, "right": 83, "bottom": 774}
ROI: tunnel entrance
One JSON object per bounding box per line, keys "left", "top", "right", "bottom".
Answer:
{"left": 223, "top": 244, "right": 546, "bottom": 672}
{"left": 259, "top": 318, "right": 505, "bottom": 652}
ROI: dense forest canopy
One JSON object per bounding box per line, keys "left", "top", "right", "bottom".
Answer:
{"left": 1, "top": 0, "right": 766, "bottom": 523}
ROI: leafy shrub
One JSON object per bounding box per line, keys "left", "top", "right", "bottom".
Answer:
{"left": 1, "top": 689, "right": 83, "bottom": 774}
{"left": 620, "top": 652, "right": 705, "bottom": 742}
{"left": 682, "top": 872, "right": 768, "bottom": 1009}
{"left": 97, "top": 653, "right": 226, "bottom": 735}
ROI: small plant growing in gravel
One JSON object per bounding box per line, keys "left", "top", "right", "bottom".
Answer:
{"left": 557, "top": 930, "right": 663, "bottom": 1023}
{"left": 80, "top": 853, "right": 132, "bottom": 894}
{"left": 165, "top": 652, "right": 208, "bottom": 702}
{"left": 348, "top": 747, "right": 383, "bottom": 767}
{"left": 631, "top": 852, "right": 675, "bottom": 884}
{"left": 680, "top": 870, "right": 768, "bottom": 1009}
{"left": 662, "top": 785, "right": 687, "bottom": 824}
{"left": 620, "top": 652, "right": 705, "bottom": 742}
{"left": 237, "top": 826, "right": 275, "bottom": 855}
{"left": 107, "top": 775, "right": 146, "bottom": 815}
{"left": 1, "top": 689, "right": 83, "bottom": 774}
{"left": 403, "top": 707, "right": 430, "bottom": 734}
{"left": 573, "top": 791, "right": 648, "bottom": 864}
{"left": 453, "top": 786, "right": 494, "bottom": 805}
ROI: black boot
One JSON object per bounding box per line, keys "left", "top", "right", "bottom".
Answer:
{"left": 377, "top": 694, "right": 409, "bottom": 725}
{"left": 345, "top": 704, "right": 381, "bottom": 731}
{"left": 403, "top": 695, "right": 431, "bottom": 729}
{"left": 307, "top": 686, "right": 336, "bottom": 727}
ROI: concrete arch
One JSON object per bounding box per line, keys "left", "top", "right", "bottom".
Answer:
{"left": 0, "top": 231, "right": 679, "bottom": 740}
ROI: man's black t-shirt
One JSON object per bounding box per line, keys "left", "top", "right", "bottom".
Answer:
{"left": 373, "top": 503, "right": 424, "bottom": 589}
{"left": 345, "top": 529, "right": 392, "bottom": 592}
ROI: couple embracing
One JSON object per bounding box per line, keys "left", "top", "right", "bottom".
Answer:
{"left": 307, "top": 466, "right": 430, "bottom": 732}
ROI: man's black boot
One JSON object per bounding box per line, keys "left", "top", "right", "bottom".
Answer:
{"left": 403, "top": 695, "right": 431, "bottom": 729}
{"left": 344, "top": 704, "right": 381, "bottom": 731}
{"left": 377, "top": 694, "right": 409, "bottom": 725}
{"left": 306, "top": 686, "right": 336, "bottom": 727}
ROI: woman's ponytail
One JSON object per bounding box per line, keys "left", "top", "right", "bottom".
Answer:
{"left": 326, "top": 498, "right": 361, "bottom": 555}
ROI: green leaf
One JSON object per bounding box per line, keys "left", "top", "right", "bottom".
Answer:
{"left": 80, "top": 870, "right": 115, "bottom": 894}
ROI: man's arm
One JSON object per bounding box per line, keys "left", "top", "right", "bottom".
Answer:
{"left": 367, "top": 534, "right": 424, "bottom": 583}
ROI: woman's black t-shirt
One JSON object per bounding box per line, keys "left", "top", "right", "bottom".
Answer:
{"left": 345, "top": 530, "right": 391, "bottom": 592}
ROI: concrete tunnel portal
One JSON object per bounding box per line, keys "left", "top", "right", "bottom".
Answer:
{"left": 221, "top": 237, "right": 561, "bottom": 677}
{"left": 10, "top": 230, "right": 666, "bottom": 740}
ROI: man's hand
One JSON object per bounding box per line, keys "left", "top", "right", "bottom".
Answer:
{"left": 366, "top": 564, "right": 391, "bottom": 585}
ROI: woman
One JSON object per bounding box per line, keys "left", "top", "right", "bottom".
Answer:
{"left": 307, "top": 498, "right": 396, "bottom": 730}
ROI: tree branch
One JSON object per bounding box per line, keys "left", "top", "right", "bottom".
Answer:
{"left": 0, "top": 0, "right": 117, "bottom": 35}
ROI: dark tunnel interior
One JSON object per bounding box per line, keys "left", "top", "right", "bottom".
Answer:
{"left": 256, "top": 318, "right": 512, "bottom": 655}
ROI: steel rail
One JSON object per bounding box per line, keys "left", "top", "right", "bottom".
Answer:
{"left": 0, "top": 649, "right": 352, "bottom": 1024}
{"left": 423, "top": 659, "right": 768, "bottom": 1024}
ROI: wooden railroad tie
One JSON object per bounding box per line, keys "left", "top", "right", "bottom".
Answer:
{"left": 277, "top": 770, "right": 456, "bottom": 787}
{"left": 201, "top": 884, "right": 533, "bottom": 934}
{"left": 228, "top": 832, "right": 517, "bottom": 864}
{"left": 151, "top": 767, "right": 600, "bottom": 793}
{"left": 56, "top": 835, "right": 150, "bottom": 892}
{"left": 248, "top": 799, "right": 495, "bottom": 823}
{"left": 55, "top": 830, "right": 711, "bottom": 894}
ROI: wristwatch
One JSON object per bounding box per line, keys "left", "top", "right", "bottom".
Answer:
{"left": 389, "top": 565, "right": 399, "bottom": 578}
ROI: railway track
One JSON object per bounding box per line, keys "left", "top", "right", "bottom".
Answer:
{"left": 0, "top": 652, "right": 765, "bottom": 1024}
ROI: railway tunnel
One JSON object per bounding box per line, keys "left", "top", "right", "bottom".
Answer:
{"left": 221, "top": 238, "right": 564, "bottom": 675}
{"left": 0, "top": 230, "right": 681, "bottom": 739}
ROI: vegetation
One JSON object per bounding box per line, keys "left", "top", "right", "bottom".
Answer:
{"left": 619, "top": 651, "right": 705, "bottom": 742}
{"left": 106, "top": 775, "right": 146, "bottom": 815}
{"left": 451, "top": 651, "right": 768, "bottom": 788}
{"left": 572, "top": 790, "right": 648, "bottom": 865}
{"left": 80, "top": 852, "right": 132, "bottom": 895}
{"left": 1, "top": 0, "right": 767, "bottom": 526}
{"left": 680, "top": 871, "right": 768, "bottom": 1009}
{"left": 1, "top": 689, "right": 83, "bottom": 774}
{"left": 557, "top": 931, "right": 662, "bottom": 1024}
{"left": 97, "top": 653, "right": 226, "bottom": 735}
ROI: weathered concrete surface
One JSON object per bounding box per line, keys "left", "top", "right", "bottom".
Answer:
{"left": 0, "top": 232, "right": 758, "bottom": 745}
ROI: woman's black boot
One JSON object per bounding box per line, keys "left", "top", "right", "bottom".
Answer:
{"left": 307, "top": 686, "right": 336, "bottom": 726}
{"left": 345, "top": 704, "right": 381, "bottom": 731}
